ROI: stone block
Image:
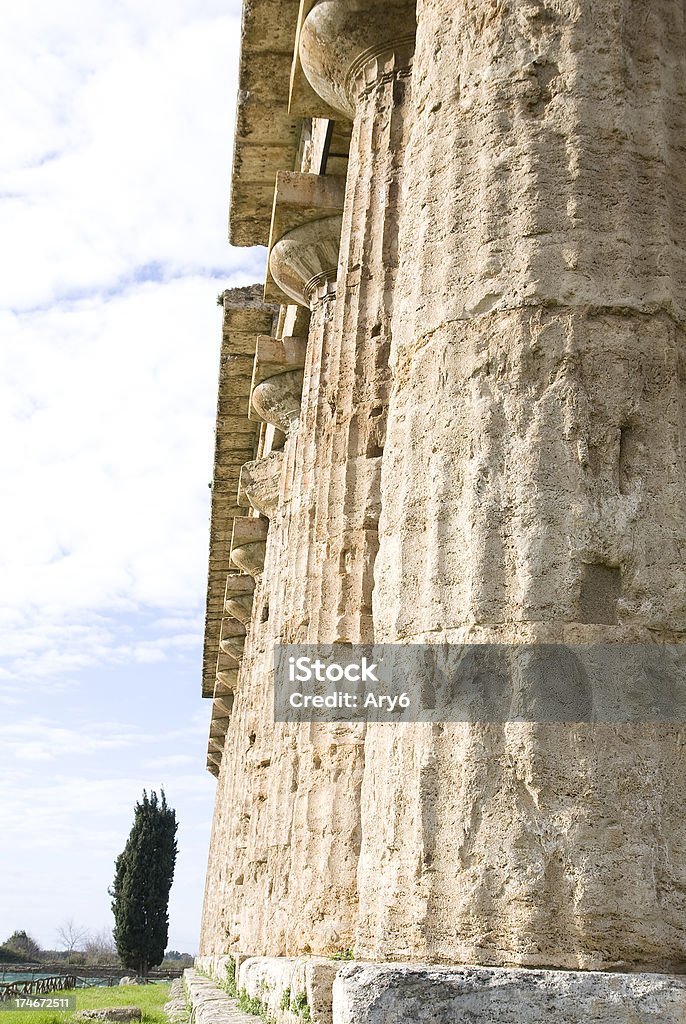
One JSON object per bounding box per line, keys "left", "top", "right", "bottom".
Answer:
{"left": 184, "top": 969, "right": 256, "bottom": 1024}
{"left": 73, "top": 1010, "right": 141, "bottom": 1022}
{"left": 236, "top": 955, "right": 346, "bottom": 1024}
{"left": 332, "top": 964, "right": 686, "bottom": 1024}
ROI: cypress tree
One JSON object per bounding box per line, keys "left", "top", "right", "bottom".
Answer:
{"left": 110, "top": 789, "right": 178, "bottom": 979}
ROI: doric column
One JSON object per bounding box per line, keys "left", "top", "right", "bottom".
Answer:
{"left": 250, "top": 335, "right": 308, "bottom": 434}
{"left": 247, "top": 0, "right": 417, "bottom": 963}
{"left": 263, "top": 173, "right": 344, "bottom": 642}
{"left": 251, "top": 373, "right": 305, "bottom": 436}
{"left": 215, "top": 172, "right": 361, "bottom": 953}
{"left": 361, "top": 0, "right": 686, "bottom": 970}
{"left": 297, "top": 0, "right": 416, "bottom": 644}
{"left": 207, "top": 700, "right": 230, "bottom": 778}
{"left": 240, "top": 340, "right": 307, "bottom": 529}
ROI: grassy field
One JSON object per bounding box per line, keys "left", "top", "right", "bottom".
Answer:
{"left": 0, "top": 983, "right": 171, "bottom": 1024}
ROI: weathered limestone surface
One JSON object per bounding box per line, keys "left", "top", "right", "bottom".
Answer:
{"left": 201, "top": 287, "right": 362, "bottom": 956}
{"left": 360, "top": 0, "right": 686, "bottom": 970}
{"left": 192, "top": 956, "right": 686, "bottom": 1024}
{"left": 299, "top": 0, "right": 416, "bottom": 645}
{"left": 234, "top": 4, "right": 421, "bottom": 968}
{"left": 183, "top": 969, "right": 255, "bottom": 1024}
{"left": 201, "top": 0, "right": 686, "bottom": 1009}
{"left": 202, "top": 1, "right": 369, "bottom": 964}
{"left": 237, "top": 955, "right": 345, "bottom": 1024}
{"left": 163, "top": 978, "right": 190, "bottom": 1024}
{"left": 239, "top": 449, "right": 284, "bottom": 519}
{"left": 333, "top": 964, "right": 686, "bottom": 1024}
{"left": 194, "top": 955, "right": 343, "bottom": 1024}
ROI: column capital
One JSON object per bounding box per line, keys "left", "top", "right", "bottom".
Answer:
{"left": 298, "top": 0, "right": 416, "bottom": 118}
{"left": 230, "top": 516, "right": 269, "bottom": 578}
{"left": 265, "top": 171, "right": 345, "bottom": 307}
{"left": 251, "top": 370, "right": 306, "bottom": 433}
{"left": 239, "top": 449, "right": 285, "bottom": 519}
{"left": 248, "top": 334, "right": 308, "bottom": 438}
{"left": 269, "top": 218, "right": 342, "bottom": 307}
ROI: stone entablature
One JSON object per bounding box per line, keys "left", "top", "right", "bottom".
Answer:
{"left": 228, "top": 2, "right": 352, "bottom": 246}
{"left": 202, "top": 286, "right": 278, "bottom": 775}
{"left": 228, "top": 0, "right": 302, "bottom": 247}
{"left": 202, "top": 286, "right": 276, "bottom": 700}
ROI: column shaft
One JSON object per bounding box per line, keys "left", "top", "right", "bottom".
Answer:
{"left": 359, "top": 0, "right": 686, "bottom": 969}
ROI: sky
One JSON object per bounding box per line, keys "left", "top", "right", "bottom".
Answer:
{"left": 0, "top": 0, "right": 265, "bottom": 954}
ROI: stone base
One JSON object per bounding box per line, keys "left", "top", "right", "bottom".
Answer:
{"left": 193, "top": 955, "right": 342, "bottom": 1024}
{"left": 163, "top": 978, "right": 190, "bottom": 1024}
{"left": 183, "top": 969, "right": 256, "bottom": 1024}
{"left": 333, "top": 964, "right": 686, "bottom": 1024}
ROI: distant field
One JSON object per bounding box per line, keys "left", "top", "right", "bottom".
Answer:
{"left": 0, "top": 982, "right": 171, "bottom": 1024}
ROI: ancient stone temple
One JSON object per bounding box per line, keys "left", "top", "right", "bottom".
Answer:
{"left": 194, "top": 2, "right": 686, "bottom": 1021}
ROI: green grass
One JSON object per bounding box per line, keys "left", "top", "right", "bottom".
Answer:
{"left": 232, "top": 984, "right": 310, "bottom": 1023}
{"left": 219, "top": 958, "right": 236, "bottom": 998}
{"left": 236, "top": 989, "right": 263, "bottom": 1017}
{"left": 289, "top": 992, "right": 310, "bottom": 1022}
{"left": 0, "top": 983, "right": 171, "bottom": 1024}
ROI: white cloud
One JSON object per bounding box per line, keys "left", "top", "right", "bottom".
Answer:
{"left": 0, "top": 715, "right": 206, "bottom": 766}
{"left": 0, "top": 0, "right": 266, "bottom": 683}
{"left": 0, "top": 0, "right": 260, "bottom": 951}
{"left": 0, "top": 763, "right": 215, "bottom": 950}
{"left": 0, "top": 708, "right": 215, "bottom": 949}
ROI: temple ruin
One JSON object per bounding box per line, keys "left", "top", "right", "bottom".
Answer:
{"left": 192, "top": 2, "right": 686, "bottom": 1020}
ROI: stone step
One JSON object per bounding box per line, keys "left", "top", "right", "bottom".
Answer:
{"left": 183, "top": 970, "right": 258, "bottom": 1024}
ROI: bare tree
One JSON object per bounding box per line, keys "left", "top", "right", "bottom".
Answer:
{"left": 55, "top": 920, "right": 88, "bottom": 955}
{"left": 84, "top": 927, "right": 118, "bottom": 966}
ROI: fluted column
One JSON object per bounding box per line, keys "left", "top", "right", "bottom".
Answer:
{"left": 360, "top": 0, "right": 686, "bottom": 969}
{"left": 223, "top": 573, "right": 254, "bottom": 627}
{"left": 280, "top": 284, "right": 367, "bottom": 951}
{"left": 246, "top": 188, "right": 362, "bottom": 952}
{"left": 298, "top": 0, "right": 416, "bottom": 644}
{"left": 279, "top": 0, "right": 418, "bottom": 958}
{"left": 265, "top": 197, "right": 343, "bottom": 642}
